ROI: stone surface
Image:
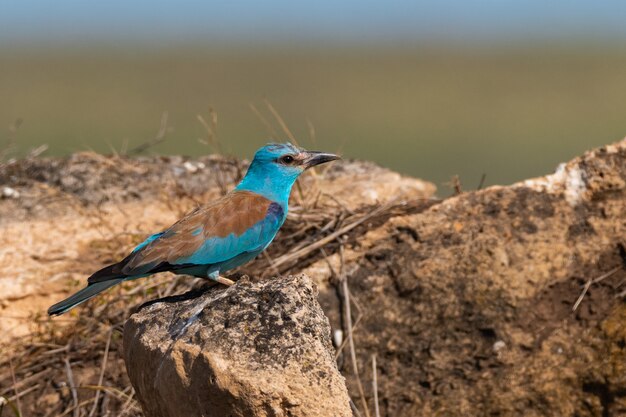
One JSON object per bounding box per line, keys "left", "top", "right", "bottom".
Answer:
{"left": 311, "top": 138, "right": 626, "bottom": 416}
{"left": 123, "top": 274, "right": 351, "bottom": 417}
{"left": 318, "top": 160, "right": 436, "bottom": 211}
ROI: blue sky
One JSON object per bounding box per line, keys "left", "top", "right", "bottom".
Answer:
{"left": 2, "top": 0, "right": 626, "bottom": 44}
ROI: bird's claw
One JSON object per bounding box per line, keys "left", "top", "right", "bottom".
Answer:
{"left": 215, "top": 276, "right": 235, "bottom": 286}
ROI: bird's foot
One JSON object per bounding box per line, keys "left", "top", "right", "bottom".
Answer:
{"left": 207, "top": 271, "right": 235, "bottom": 286}
{"left": 215, "top": 276, "right": 235, "bottom": 286}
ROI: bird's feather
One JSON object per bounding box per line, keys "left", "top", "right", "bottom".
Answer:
{"left": 88, "top": 190, "right": 284, "bottom": 283}
{"left": 47, "top": 278, "right": 124, "bottom": 316}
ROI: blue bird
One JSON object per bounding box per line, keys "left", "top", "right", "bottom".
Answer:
{"left": 48, "top": 143, "right": 339, "bottom": 315}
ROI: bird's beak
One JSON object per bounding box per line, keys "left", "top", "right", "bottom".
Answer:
{"left": 303, "top": 151, "right": 341, "bottom": 168}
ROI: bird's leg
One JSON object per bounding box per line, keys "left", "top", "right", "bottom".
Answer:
{"left": 207, "top": 270, "right": 235, "bottom": 286}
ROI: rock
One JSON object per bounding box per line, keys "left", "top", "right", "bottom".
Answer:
{"left": 123, "top": 274, "right": 351, "bottom": 417}
{"left": 311, "top": 138, "right": 626, "bottom": 416}
{"left": 1, "top": 186, "right": 20, "bottom": 199}
{"left": 316, "top": 160, "right": 436, "bottom": 211}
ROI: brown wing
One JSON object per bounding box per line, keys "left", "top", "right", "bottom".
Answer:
{"left": 121, "top": 191, "right": 273, "bottom": 274}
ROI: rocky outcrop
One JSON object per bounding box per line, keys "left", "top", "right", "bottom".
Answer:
{"left": 4, "top": 140, "right": 626, "bottom": 417}
{"left": 121, "top": 139, "right": 626, "bottom": 417}
{"left": 307, "top": 138, "right": 626, "bottom": 416}
{"left": 123, "top": 274, "right": 351, "bottom": 417}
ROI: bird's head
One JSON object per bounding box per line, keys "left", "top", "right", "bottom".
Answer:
{"left": 235, "top": 143, "right": 340, "bottom": 203}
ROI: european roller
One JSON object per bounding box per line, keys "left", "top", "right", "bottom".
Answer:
{"left": 48, "top": 143, "right": 339, "bottom": 315}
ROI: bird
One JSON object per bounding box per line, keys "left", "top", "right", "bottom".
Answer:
{"left": 48, "top": 143, "right": 339, "bottom": 316}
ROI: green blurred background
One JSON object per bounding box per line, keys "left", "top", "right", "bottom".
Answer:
{"left": 2, "top": 2, "right": 626, "bottom": 189}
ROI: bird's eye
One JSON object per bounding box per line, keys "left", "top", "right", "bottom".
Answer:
{"left": 280, "top": 155, "right": 295, "bottom": 165}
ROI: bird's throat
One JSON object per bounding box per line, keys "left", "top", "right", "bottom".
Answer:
{"left": 234, "top": 171, "right": 296, "bottom": 208}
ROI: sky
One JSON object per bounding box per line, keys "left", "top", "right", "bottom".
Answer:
{"left": 2, "top": 0, "right": 626, "bottom": 45}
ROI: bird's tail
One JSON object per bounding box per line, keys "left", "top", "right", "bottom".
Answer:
{"left": 47, "top": 278, "right": 124, "bottom": 316}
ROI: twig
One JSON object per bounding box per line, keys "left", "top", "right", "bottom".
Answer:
{"left": 162, "top": 275, "right": 182, "bottom": 298}
{"left": 1, "top": 117, "right": 22, "bottom": 162}
{"left": 477, "top": 173, "right": 487, "bottom": 190}
{"left": 306, "top": 118, "right": 316, "bottom": 145}
{"left": 128, "top": 111, "right": 169, "bottom": 155}
{"left": 7, "top": 384, "right": 39, "bottom": 402}
{"left": 316, "top": 246, "right": 363, "bottom": 363}
{"left": 264, "top": 99, "right": 299, "bottom": 146}
{"left": 117, "top": 389, "right": 137, "bottom": 417}
{"left": 350, "top": 399, "right": 364, "bottom": 417}
{"left": 59, "top": 399, "right": 93, "bottom": 417}
{"left": 80, "top": 385, "right": 137, "bottom": 403}
{"left": 447, "top": 175, "right": 463, "bottom": 195}
{"left": 88, "top": 328, "right": 113, "bottom": 417}
{"left": 249, "top": 102, "right": 279, "bottom": 140}
{"left": 320, "top": 192, "right": 355, "bottom": 215}
{"left": 262, "top": 251, "right": 281, "bottom": 277}
{"left": 334, "top": 307, "right": 364, "bottom": 360}
{"left": 197, "top": 107, "right": 223, "bottom": 155}
{"left": 271, "top": 200, "right": 398, "bottom": 270}
{"left": 27, "top": 144, "right": 48, "bottom": 158}
{"left": 120, "top": 138, "right": 128, "bottom": 155}
{"left": 8, "top": 359, "right": 22, "bottom": 417}
{"left": 573, "top": 266, "right": 621, "bottom": 311}
{"left": 0, "top": 368, "right": 51, "bottom": 396}
{"left": 0, "top": 395, "right": 22, "bottom": 417}
{"left": 340, "top": 244, "right": 371, "bottom": 417}
{"left": 64, "top": 357, "right": 79, "bottom": 417}
{"left": 372, "top": 354, "right": 380, "bottom": 417}
{"left": 330, "top": 257, "right": 365, "bottom": 360}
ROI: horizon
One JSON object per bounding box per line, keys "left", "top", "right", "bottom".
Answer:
{"left": 3, "top": 0, "right": 626, "bottom": 45}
